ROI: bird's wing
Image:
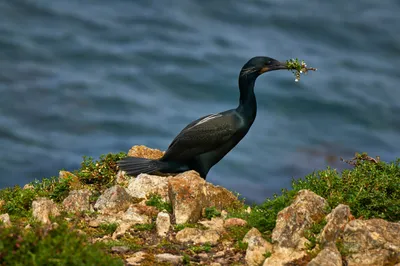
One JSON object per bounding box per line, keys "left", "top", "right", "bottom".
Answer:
{"left": 162, "top": 111, "right": 240, "bottom": 161}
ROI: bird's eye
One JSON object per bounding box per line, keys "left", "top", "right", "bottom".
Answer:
{"left": 268, "top": 60, "right": 272, "bottom": 64}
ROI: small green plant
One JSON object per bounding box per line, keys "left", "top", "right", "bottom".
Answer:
{"left": 132, "top": 223, "right": 155, "bottom": 231}
{"left": 173, "top": 223, "right": 206, "bottom": 232}
{"left": 235, "top": 240, "right": 248, "bottom": 251}
{"left": 145, "top": 194, "right": 172, "bottom": 213}
{"left": 182, "top": 254, "right": 191, "bottom": 265}
{"left": 304, "top": 219, "right": 327, "bottom": 250}
{"left": 286, "top": 58, "right": 317, "bottom": 82}
{"left": 76, "top": 152, "right": 127, "bottom": 189}
{"left": 99, "top": 223, "right": 118, "bottom": 235}
{"left": 264, "top": 251, "right": 272, "bottom": 258}
{"left": 0, "top": 186, "right": 36, "bottom": 217}
{"left": 189, "top": 242, "right": 212, "bottom": 253}
{"left": 204, "top": 207, "right": 221, "bottom": 220}
{"left": 0, "top": 221, "right": 123, "bottom": 265}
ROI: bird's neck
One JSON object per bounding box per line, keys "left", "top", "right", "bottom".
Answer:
{"left": 237, "top": 76, "right": 257, "bottom": 121}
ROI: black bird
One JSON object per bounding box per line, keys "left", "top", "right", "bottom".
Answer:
{"left": 118, "top": 56, "right": 290, "bottom": 179}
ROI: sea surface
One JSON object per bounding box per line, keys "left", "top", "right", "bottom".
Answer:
{"left": 1, "top": 0, "right": 399, "bottom": 203}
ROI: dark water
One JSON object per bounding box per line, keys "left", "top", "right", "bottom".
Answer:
{"left": 1, "top": 0, "right": 400, "bottom": 203}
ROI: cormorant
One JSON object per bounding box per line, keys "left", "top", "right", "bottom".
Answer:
{"left": 118, "top": 56, "right": 291, "bottom": 179}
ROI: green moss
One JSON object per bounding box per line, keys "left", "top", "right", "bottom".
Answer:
{"left": 264, "top": 251, "right": 272, "bottom": 258}
{"left": 204, "top": 207, "right": 221, "bottom": 220}
{"left": 99, "top": 222, "right": 118, "bottom": 235}
{"left": 0, "top": 222, "right": 123, "bottom": 266}
{"left": 75, "top": 152, "right": 127, "bottom": 190}
{"left": 173, "top": 223, "right": 206, "bottom": 232}
{"left": 132, "top": 223, "right": 155, "bottom": 231}
{"left": 145, "top": 194, "right": 172, "bottom": 213}
{"left": 188, "top": 242, "right": 212, "bottom": 253}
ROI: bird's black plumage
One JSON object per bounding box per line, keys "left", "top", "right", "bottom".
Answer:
{"left": 118, "top": 56, "right": 290, "bottom": 179}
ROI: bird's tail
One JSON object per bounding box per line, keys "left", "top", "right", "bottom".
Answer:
{"left": 117, "top": 157, "right": 173, "bottom": 176}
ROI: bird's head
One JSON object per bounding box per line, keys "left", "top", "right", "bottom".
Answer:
{"left": 240, "top": 56, "right": 288, "bottom": 78}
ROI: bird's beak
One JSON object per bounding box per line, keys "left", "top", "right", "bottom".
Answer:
{"left": 259, "top": 61, "right": 288, "bottom": 74}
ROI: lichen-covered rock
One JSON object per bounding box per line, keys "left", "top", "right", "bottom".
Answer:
{"left": 319, "top": 204, "right": 351, "bottom": 246}
{"left": 168, "top": 171, "right": 206, "bottom": 224}
{"left": 243, "top": 228, "right": 263, "bottom": 244}
{"left": 127, "top": 145, "right": 164, "bottom": 159}
{"left": 168, "top": 171, "right": 240, "bottom": 224}
{"left": 343, "top": 219, "right": 400, "bottom": 266}
{"left": 272, "top": 189, "right": 328, "bottom": 249}
{"left": 176, "top": 227, "right": 220, "bottom": 245}
{"left": 263, "top": 249, "right": 308, "bottom": 266}
{"left": 245, "top": 234, "right": 273, "bottom": 266}
{"left": 224, "top": 218, "right": 247, "bottom": 228}
{"left": 199, "top": 217, "right": 225, "bottom": 233}
{"left": 126, "top": 251, "right": 147, "bottom": 266}
{"left": 32, "top": 198, "right": 60, "bottom": 224}
{"left": 127, "top": 173, "right": 169, "bottom": 201}
{"left": 59, "top": 170, "right": 80, "bottom": 189}
{"left": 94, "top": 185, "right": 132, "bottom": 214}
{"left": 62, "top": 189, "right": 91, "bottom": 212}
{"left": 156, "top": 211, "right": 171, "bottom": 237}
{"left": 155, "top": 253, "right": 183, "bottom": 265}
{"left": 307, "top": 243, "right": 342, "bottom": 266}
{"left": 0, "top": 213, "right": 11, "bottom": 227}
{"left": 122, "top": 205, "right": 152, "bottom": 224}
{"left": 112, "top": 221, "right": 134, "bottom": 239}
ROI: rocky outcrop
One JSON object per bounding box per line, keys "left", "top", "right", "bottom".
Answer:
{"left": 307, "top": 243, "right": 342, "bottom": 266}
{"left": 175, "top": 227, "right": 220, "bottom": 245}
{"left": 319, "top": 204, "right": 352, "bottom": 246}
{"left": 94, "top": 185, "right": 132, "bottom": 214}
{"left": 156, "top": 211, "right": 171, "bottom": 237}
{"left": 127, "top": 174, "right": 169, "bottom": 201}
{"left": 62, "top": 189, "right": 91, "bottom": 212}
{"left": 32, "top": 198, "right": 60, "bottom": 224}
{"left": 0, "top": 213, "right": 11, "bottom": 227}
{"left": 342, "top": 219, "right": 400, "bottom": 266}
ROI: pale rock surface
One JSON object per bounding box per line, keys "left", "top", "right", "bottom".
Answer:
{"left": 343, "top": 219, "right": 400, "bottom": 266}
{"left": 224, "top": 218, "right": 247, "bottom": 228}
{"left": 62, "top": 189, "right": 91, "bottom": 212}
{"left": 176, "top": 227, "right": 220, "bottom": 245}
{"left": 156, "top": 211, "right": 171, "bottom": 237}
{"left": 127, "top": 173, "right": 169, "bottom": 201}
{"left": 245, "top": 234, "right": 273, "bottom": 266}
{"left": 94, "top": 185, "right": 132, "bottom": 214}
{"left": 272, "top": 189, "right": 328, "bottom": 249}
{"left": 307, "top": 243, "right": 342, "bottom": 266}
{"left": 0, "top": 213, "right": 11, "bottom": 227}
{"left": 155, "top": 253, "right": 183, "bottom": 265}
{"left": 319, "top": 204, "right": 351, "bottom": 246}
{"left": 199, "top": 217, "right": 225, "bottom": 233}
{"left": 32, "top": 198, "right": 60, "bottom": 224}
{"left": 125, "top": 251, "right": 147, "bottom": 266}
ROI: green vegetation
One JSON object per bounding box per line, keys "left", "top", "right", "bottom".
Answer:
{"left": 75, "top": 152, "right": 127, "bottom": 190}
{"left": 99, "top": 222, "right": 118, "bottom": 235}
{"left": 204, "top": 207, "right": 221, "bottom": 220}
{"left": 286, "top": 58, "right": 317, "bottom": 82}
{"left": 304, "top": 219, "right": 327, "bottom": 250}
{"left": 145, "top": 194, "right": 172, "bottom": 213}
{"left": 0, "top": 221, "right": 123, "bottom": 266}
{"left": 188, "top": 242, "right": 212, "bottom": 253}
{"left": 132, "top": 223, "right": 155, "bottom": 231}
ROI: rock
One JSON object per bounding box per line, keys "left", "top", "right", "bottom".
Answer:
{"left": 112, "top": 221, "right": 133, "bottom": 239}
{"left": 89, "top": 220, "right": 101, "bottom": 228}
{"left": 127, "top": 145, "right": 164, "bottom": 159}
{"left": 127, "top": 173, "right": 169, "bottom": 201}
{"left": 307, "top": 243, "right": 342, "bottom": 266}
{"left": 210, "top": 263, "right": 222, "bottom": 266}
{"left": 0, "top": 199, "right": 5, "bottom": 210}
{"left": 199, "top": 217, "right": 225, "bottom": 233}
{"left": 176, "top": 228, "right": 220, "bottom": 245}
{"left": 214, "top": 251, "right": 225, "bottom": 258}
{"left": 0, "top": 213, "right": 11, "bottom": 227}
{"left": 168, "top": 171, "right": 240, "bottom": 224}
{"left": 243, "top": 228, "right": 263, "bottom": 243}
{"left": 168, "top": 171, "right": 206, "bottom": 224}
{"left": 126, "top": 251, "right": 147, "bottom": 265}
{"left": 197, "top": 252, "right": 208, "bottom": 260}
{"left": 111, "top": 246, "right": 130, "bottom": 253}
{"left": 319, "top": 204, "right": 351, "bottom": 246}
{"left": 224, "top": 218, "right": 247, "bottom": 228}
{"left": 94, "top": 185, "right": 132, "bottom": 214}
{"left": 272, "top": 190, "right": 328, "bottom": 249}
{"left": 156, "top": 211, "right": 171, "bottom": 237}
{"left": 122, "top": 205, "right": 152, "bottom": 224}
{"left": 59, "top": 171, "right": 80, "bottom": 189}
{"left": 343, "top": 219, "right": 400, "bottom": 266}
{"left": 263, "top": 249, "right": 308, "bottom": 266}
{"left": 155, "top": 253, "right": 183, "bottom": 265}
{"left": 245, "top": 235, "right": 273, "bottom": 266}
{"left": 62, "top": 189, "right": 91, "bottom": 212}
{"left": 116, "top": 170, "right": 129, "bottom": 186}
{"left": 32, "top": 198, "right": 61, "bottom": 224}
{"left": 221, "top": 210, "right": 228, "bottom": 219}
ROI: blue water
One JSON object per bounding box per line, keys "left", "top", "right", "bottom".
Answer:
{"left": 1, "top": 0, "right": 400, "bottom": 203}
